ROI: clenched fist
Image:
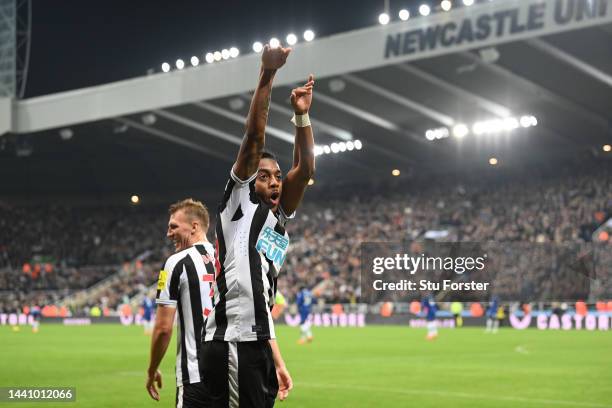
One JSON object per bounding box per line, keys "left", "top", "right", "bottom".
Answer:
{"left": 262, "top": 45, "right": 291, "bottom": 70}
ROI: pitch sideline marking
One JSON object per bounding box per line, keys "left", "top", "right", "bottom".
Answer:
{"left": 298, "top": 382, "right": 612, "bottom": 408}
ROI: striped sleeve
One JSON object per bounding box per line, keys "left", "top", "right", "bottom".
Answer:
{"left": 218, "top": 168, "right": 257, "bottom": 214}
{"left": 230, "top": 166, "right": 257, "bottom": 186}
{"left": 278, "top": 205, "right": 295, "bottom": 227}
{"left": 156, "top": 254, "right": 183, "bottom": 306}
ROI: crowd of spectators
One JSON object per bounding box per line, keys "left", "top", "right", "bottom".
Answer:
{"left": 0, "top": 204, "right": 172, "bottom": 313}
{"left": 0, "top": 204, "right": 170, "bottom": 268}
{"left": 280, "top": 159, "right": 612, "bottom": 303}
{"left": 0, "top": 158, "right": 610, "bottom": 313}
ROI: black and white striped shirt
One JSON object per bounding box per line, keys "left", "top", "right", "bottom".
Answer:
{"left": 156, "top": 242, "right": 215, "bottom": 385}
{"left": 205, "top": 169, "right": 293, "bottom": 342}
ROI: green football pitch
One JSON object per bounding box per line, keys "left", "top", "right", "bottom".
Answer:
{"left": 1, "top": 324, "right": 611, "bottom": 408}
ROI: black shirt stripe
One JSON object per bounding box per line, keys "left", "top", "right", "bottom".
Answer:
{"left": 183, "top": 256, "right": 204, "bottom": 371}
{"left": 175, "top": 259, "right": 190, "bottom": 383}
{"left": 248, "top": 203, "right": 271, "bottom": 339}
{"left": 168, "top": 262, "right": 182, "bottom": 301}
{"left": 219, "top": 178, "right": 236, "bottom": 213}
{"left": 213, "top": 217, "right": 229, "bottom": 340}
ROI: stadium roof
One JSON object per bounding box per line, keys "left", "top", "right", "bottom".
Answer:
{"left": 1, "top": 0, "right": 612, "bottom": 195}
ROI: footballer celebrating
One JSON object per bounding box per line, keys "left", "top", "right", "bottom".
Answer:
{"left": 201, "top": 44, "right": 315, "bottom": 407}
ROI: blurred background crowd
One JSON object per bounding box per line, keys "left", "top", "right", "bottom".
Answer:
{"left": 1, "top": 158, "right": 610, "bottom": 315}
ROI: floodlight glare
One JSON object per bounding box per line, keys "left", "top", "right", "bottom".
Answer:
{"left": 161, "top": 62, "right": 170, "bottom": 72}
{"left": 419, "top": 4, "right": 431, "bottom": 16}
{"left": 520, "top": 116, "right": 532, "bottom": 128}
{"left": 205, "top": 53, "right": 214, "bottom": 63}
{"left": 175, "top": 59, "right": 185, "bottom": 70}
{"left": 229, "top": 47, "right": 239, "bottom": 58}
{"left": 473, "top": 122, "right": 485, "bottom": 135}
{"left": 252, "top": 42, "right": 264, "bottom": 53}
{"left": 453, "top": 124, "right": 469, "bottom": 138}
{"left": 503, "top": 117, "right": 519, "bottom": 131}
{"left": 286, "top": 33, "right": 298, "bottom": 45}
{"left": 190, "top": 56, "right": 199, "bottom": 67}
{"left": 269, "top": 38, "right": 281, "bottom": 48}
{"left": 441, "top": 0, "right": 452, "bottom": 11}
{"left": 303, "top": 30, "right": 315, "bottom": 42}
{"left": 399, "top": 9, "right": 410, "bottom": 20}
{"left": 378, "top": 13, "right": 390, "bottom": 25}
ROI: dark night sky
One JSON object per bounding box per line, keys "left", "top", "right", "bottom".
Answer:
{"left": 26, "top": 0, "right": 425, "bottom": 97}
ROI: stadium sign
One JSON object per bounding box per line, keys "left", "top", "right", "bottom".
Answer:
{"left": 385, "top": 0, "right": 610, "bottom": 60}
{"left": 510, "top": 313, "right": 612, "bottom": 330}
{"left": 284, "top": 313, "right": 366, "bottom": 328}
{"left": 0, "top": 315, "right": 148, "bottom": 326}
{"left": 119, "top": 313, "right": 147, "bottom": 326}
{"left": 409, "top": 318, "right": 455, "bottom": 328}
{"left": 0, "top": 313, "right": 34, "bottom": 326}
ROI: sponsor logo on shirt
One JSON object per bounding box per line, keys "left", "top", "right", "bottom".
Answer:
{"left": 256, "top": 226, "right": 288, "bottom": 268}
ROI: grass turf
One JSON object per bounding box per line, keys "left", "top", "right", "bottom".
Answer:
{"left": 0, "top": 324, "right": 611, "bottom": 407}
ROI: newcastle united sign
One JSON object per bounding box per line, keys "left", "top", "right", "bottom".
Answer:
{"left": 384, "top": 0, "right": 610, "bottom": 60}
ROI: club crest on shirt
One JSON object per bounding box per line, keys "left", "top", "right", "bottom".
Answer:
{"left": 256, "top": 226, "right": 288, "bottom": 269}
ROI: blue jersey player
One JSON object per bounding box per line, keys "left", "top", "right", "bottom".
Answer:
{"left": 30, "top": 305, "right": 41, "bottom": 333}
{"left": 296, "top": 287, "right": 315, "bottom": 344}
{"left": 485, "top": 296, "right": 499, "bottom": 334}
{"left": 421, "top": 296, "right": 438, "bottom": 340}
{"left": 142, "top": 295, "right": 154, "bottom": 335}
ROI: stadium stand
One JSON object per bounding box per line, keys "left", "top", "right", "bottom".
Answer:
{"left": 1, "top": 157, "right": 610, "bottom": 315}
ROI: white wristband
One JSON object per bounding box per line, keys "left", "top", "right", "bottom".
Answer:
{"left": 291, "top": 113, "right": 311, "bottom": 128}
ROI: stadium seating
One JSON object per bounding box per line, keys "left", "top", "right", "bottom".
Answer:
{"left": 0, "top": 159, "right": 610, "bottom": 313}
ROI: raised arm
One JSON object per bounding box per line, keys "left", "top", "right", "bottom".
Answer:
{"left": 280, "top": 75, "right": 316, "bottom": 215}
{"left": 233, "top": 45, "right": 291, "bottom": 180}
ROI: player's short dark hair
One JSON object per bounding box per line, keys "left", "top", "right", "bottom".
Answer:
{"left": 168, "top": 198, "right": 209, "bottom": 231}
{"left": 261, "top": 149, "right": 277, "bottom": 162}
